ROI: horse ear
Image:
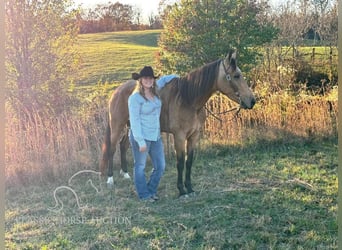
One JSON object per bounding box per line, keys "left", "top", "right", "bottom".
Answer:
{"left": 229, "top": 50, "right": 237, "bottom": 71}
{"left": 132, "top": 73, "right": 140, "bottom": 80}
{"left": 225, "top": 50, "right": 237, "bottom": 71}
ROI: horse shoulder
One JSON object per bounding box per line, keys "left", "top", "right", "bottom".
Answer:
{"left": 109, "top": 80, "right": 136, "bottom": 124}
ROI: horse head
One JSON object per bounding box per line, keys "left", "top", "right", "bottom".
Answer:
{"left": 217, "top": 51, "right": 256, "bottom": 109}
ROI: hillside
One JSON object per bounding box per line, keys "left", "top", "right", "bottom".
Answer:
{"left": 5, "top": 30, "right": 337, "bottom": 249}
{"left": 76, "top": 30, "right": 161, "bottom": 85}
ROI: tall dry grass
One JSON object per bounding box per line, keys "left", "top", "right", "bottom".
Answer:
{"left": 5, "top": 84, "right": 337, "bottom": 186}
{"left": 5, "top": 101, "right": 108, "bottom": 186}
{"left": 5, "top": 63, "right": 338, "bottom": 187}
{"left": 204, "top": 88, "right": 337, "bottom": 145}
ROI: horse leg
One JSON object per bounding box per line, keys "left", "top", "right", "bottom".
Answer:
{"left": 106, "top": 127, "right": 123, "bottom": 187}
{"left": 100, "top": 122, "right": 113, "bottom": 179}
{"left": 185, "top": 109, "right": 205, "bottom": 194}
{"left": 177, "top": 152, "right": 186, "bottom": 196}
{"left": 184, "top": 132, "right": 200, "bottom": 194}
{"left": 174, "top": 136, "right": 187, "bottom": 196}
{"left": 119, "top": 130, "right": 131, "bottom": 179}
{"left": 106, "top": 146, "right": 115, "bottom": 187}
{"left": 185, "top": 150, "right": 194, "bottom": 193}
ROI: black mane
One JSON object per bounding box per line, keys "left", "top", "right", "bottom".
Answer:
{"left": 175, "top": 59, "right": 221, "bottom": 106}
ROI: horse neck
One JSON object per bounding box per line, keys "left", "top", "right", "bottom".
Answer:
{"left": 179, "top": 64, "right": 219, "bottom": 110}
{"left": 192, "top": 89, "right": 216, "bottom": 110}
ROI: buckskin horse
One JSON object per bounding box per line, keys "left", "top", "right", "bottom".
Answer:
{"left": 100, "top": 51, "right": 256, "bottom": 197}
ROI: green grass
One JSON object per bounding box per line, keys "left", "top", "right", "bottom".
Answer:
{"left": 5, "top": 30, "right": 337, "bottom": 249}
{"left": 5, "top": 137, "right": 337, "bottom": 249}
{"left": 76, "top": 30, "right": 161, "bottom": 85}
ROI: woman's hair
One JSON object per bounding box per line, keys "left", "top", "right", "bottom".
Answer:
{"left": 135, "top": 78, "right": 159, "bottom": 100}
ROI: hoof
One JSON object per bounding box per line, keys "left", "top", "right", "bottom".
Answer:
{"left": 188, "top": 191, "right": 196, "bottom": 197}
{"left": 179, "top": 194, "right": 189, "bottom": 199}
{"left": 107, "top": 183, "right": 114, "bottom": 189}
{"left": 120, "top": 170, "right": 131, "bottom": 179}
{"left": 106, "top": 177, "right": 114, "bottom": 189}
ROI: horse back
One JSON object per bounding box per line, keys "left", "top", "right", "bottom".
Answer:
{"left": 109, "top": 80, "right": 136, "bottom": 129}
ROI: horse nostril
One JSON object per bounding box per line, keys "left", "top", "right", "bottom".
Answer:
{"left": 251, "top": 98, "right": 256, "bottom": 107}
{"left": 243, "top": 98, "right": 256, "bottom": 109}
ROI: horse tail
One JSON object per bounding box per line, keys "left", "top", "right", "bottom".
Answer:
{"left": 100, "top": 119, "right": 111, "bottom": 176}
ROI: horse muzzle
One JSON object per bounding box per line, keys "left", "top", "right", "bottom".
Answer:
{"left": 240, "top": 96, "right": 256, "bottom": 109}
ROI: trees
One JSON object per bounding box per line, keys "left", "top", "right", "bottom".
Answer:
{"left": 93, "top": 2, "right": 134, "bottom": 31}
{"left": 271, "top": 0, "right": 337, "bottom": 46}
{"left": 272, "top": 0, "right": 314, "bottom": 46}
{"left": 77, "top": 2, "right": 151, "bottom": 33}
{"left": 157, "top": 0, "right": 278, "bottom": 74}
{"left": 5, "top": 0, "right": 80, "bottom": 115}
{"left": 312, "top": 0, "right": 338, "bottom": 44}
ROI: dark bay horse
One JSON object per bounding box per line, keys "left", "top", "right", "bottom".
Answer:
{"left": 100, "top": 51, "right": 256, "bottom": 197}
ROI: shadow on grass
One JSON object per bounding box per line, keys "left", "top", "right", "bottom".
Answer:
{"left": 5, "top": 129, "right": 337, "bottom": 249}
{"left": 94, "top": 31, "right": 160, "bottom": 47}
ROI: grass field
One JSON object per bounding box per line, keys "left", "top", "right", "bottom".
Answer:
{"left": 5, "top": 30, "right": 338, "bottom": 249}
{"left": 75, "top": 30, "right": 160, "bottom": 85}
{"left": 5, "top": 138, "right": 338, "bottom": 249}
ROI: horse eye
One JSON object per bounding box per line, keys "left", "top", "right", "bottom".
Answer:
{"left": 234, "top": 74, "right": 240, "bottom": 79}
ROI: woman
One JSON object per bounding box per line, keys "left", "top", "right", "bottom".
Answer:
{"left": 128, "top": 66, "right": 166, "bottom": 202}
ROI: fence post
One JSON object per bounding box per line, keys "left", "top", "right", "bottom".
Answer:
{"left": 266, "top": 47, "right": 270, "bottom": 72}
{"left": 292, "top": 44, "right": 296, "bottom": 73}
{"left": 329, "top": 45, "right": 333, "bottom": 82}
{"left": 311, "top": 47, "right": 315, "bottom": 63}
{"left": 292, "top": 44, "right": 295, "bottom": 59}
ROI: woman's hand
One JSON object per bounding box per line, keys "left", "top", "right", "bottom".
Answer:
{"left": 139, "top": 145, "right": 147, "bottom": 152}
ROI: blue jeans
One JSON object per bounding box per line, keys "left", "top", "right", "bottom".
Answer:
{"left": 129, "top": 131, "right": 166, "bottom": 200}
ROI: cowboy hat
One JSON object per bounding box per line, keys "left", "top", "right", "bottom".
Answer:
{"left": 132, "top": 66, "right": 159, "bottom": 80}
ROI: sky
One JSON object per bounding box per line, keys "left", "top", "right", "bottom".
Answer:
{"left": 73, "top": 0, "right": 168, "bottom": 22}
{"left": 73, "top": 0, "right": 284, "bottom": 23}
